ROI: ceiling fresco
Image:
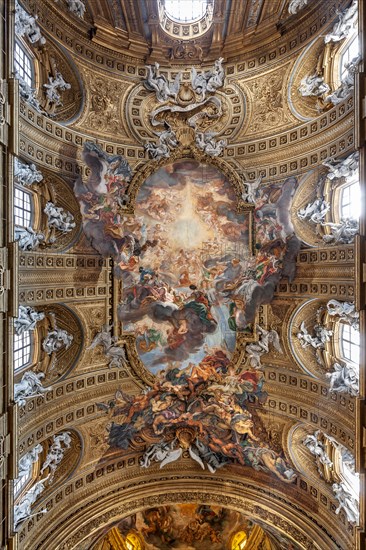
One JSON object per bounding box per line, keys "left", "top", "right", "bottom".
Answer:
{"left": 86, "top": 504, "right": 303, "bottom": 550}
{"left": 74, "top": 145, "right": 300, "bottom": 480}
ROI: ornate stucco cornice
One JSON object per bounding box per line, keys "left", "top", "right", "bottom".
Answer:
{"left": 19, "top": 468, "right": 352, "bottom": 550}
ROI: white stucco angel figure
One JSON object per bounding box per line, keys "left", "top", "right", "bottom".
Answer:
{"left": 326, "top": 362, "right": 359, "bottom": 396}
{"left": 332, "top": 482, "right": 359, "bottom": 524}
{"left": 241, "top": 175, "right": 261, "bottom": 204}
{"left": 297, "top": 321, "right": 331, "bottom": 349}
{"left": 245, "top": 325, "right": 283, "bottom": 369}
{"left": 40, "top": 432, "right": 71, "bottom": 480}
{"left": 297, "top": 198, "right": 330, "bottom": 223}
{"left": 67, "top": 0, "right": 86, "bottom": 18}
{"left": 189, "top": 438, "right": 228, "bottom": 473}
{"left": 191, "top": 58, "right": 225, "bottom": 100}
{"left": 16, "top": 444, "right": 43, "bottom": 481}
{"left": 298, "top": 74, "right": 330, "bottom": 97}
{"left": 322, "top": 151, "right": 359, "bottom": 180}
{"left": 326, "top": 299, "right": 359, "bottom": 331}
{"left": 140, "top": 440, "right": 182, "bottom": 469}
{"left": 13, "top": 476, "right": 49, "bottom": 528}
{"left": 16, "top": 73, "right": 43, "bottom": 113}
{"left": 144, "top": 63, "right": 181, "bottom": 103}
{"left": 42, "top": 327, "right": 73, "bottom": 355}
{"left": 145, "top": 126, "right": 179, "bottom": 161}
{"left": 288, "top": 0, "right": 309, "bottom": 15}
{"left": 324, "top": 56, "right": 360, "bottom": 106}
{"left": 43, "top": 72, "right": 71, "bottom": 107}
{"left": 321, "top": 218, "right": 358, "bottom": 245}
{"left": 303, "top": 430, "right": 333, "bottom": 469}
{"left": 14, "top": 371, "right": 50, "bottom": 407}
{"left": 15, "top": 1, "right": 46, "bottom": 45}
{"left": 14, "top": 158, "right": 43, "bottom": 187}
{"left": 14, "top": 305, "right": 45, "bottom": 335}
{"left": 88, "top": 323, "right": 128, "bottom": 369}
{"left": 195, "top": 131, "right": 227, "bottom": 157}
{"left": 88, "top": 323, "right": 115, "bottom": 350}
{"left": 15, "top": 226, "right": 45, "bottom": 251}
{"left": 324, "top": 0, "right": 358, "bottom": 44}
{"left": 44, "top": 202, "right": 76, "bottom": 233}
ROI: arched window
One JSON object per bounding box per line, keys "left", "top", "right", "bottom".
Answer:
{"left": 340, "top": 323, "right": 360, "bottom": 365}
{"left": 13, "top": 330, "right": 32, "bottom": 371}
{"left": 14, "top": 40, "right": 33, "bottom": 86}
{"left": 14, "top": 187, "right": 33, "bottom": 227}
{"left": 164, "top": 0, "right": 208, "bottom": 22}
{"left": 13, "top": 468, "right": 32, "bottom": 497}
{"left": 340, "top": 175, "right": 361, "bottom": 219}
{"left": 340, "top": 33, "right": 359, "bottom": 81}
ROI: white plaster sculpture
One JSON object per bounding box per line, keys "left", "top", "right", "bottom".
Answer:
{"left": 188, "top": 438, "right": 228, "bottom": 473}
{"left": 40, "top": 432, "right": 71, "bottom": 481}
{"left": 241, "top": 175, "right": 262, "bottom": 204}
{"left": 324, "top": 1, "right": 358, "bottom": 43}
{"left": 324, "top": 56, "right": 361, "bottom": 106}
{"left": 14, "top": 305, "right": 45, "bottom": 335}
{"left": 16, "top": 73, "right": 43, "bottom": 113}
{"left": 326, "top": 362, "right": 359, "bottom": 396}
{"left": 297, "top": 321, "right": 332, "bottom": 349}
{"left": 44, "top": 202, "right": 76, "bottom": 233}
{"left": 140, "top": 440, "right": 182, "bottom": 469}
{"left": 88, "top": 323, "right": 115, "bottom": 350}
{"left": 288, "top": 0, "right": 309, "bottom": 15}
{"left": 15, "top": 1, "right": 46, "bottom": 45}
{"left": 322, "top": 151, "right": 359, "bottom": 180}
{"left": 43, "top": 72, "right": 71, "bottom": 107}
{"left": 88, "top": 324, "right": 128, "bottom": 369}
{"left": 332, "top": 482, "right": 359, "bottom": 524}
{"left": 321, "top": 218, "right": 358, "bottom": 245}
{"left": 303, "top": 430, "right": 333, "bottom": 473}
{"left": 13, "top": 477, "right": 49, "bottom": 528}
{"left": 66, "top": 0, "right": 86, "bottom": 18}
{"left": 143, "top": 63, "right": 181, "bottom": 103}
{"left": 14, "top": 371, "right": 50, "bottom": 407}
{"left": 298, "top": 74, "right": 330, "bottom": 97}
{"left": 314, "top": 323, "right": 333, "bottom": 344}
{"left": 245, "top": 325, "right": 283, "bottom": 369}
{"left": 297, "top": 198, "right": 330, "bottom": 224}
{"left": 14, "top": 158, "right": 43, "bottom": 187}
{"left": 42, "top": 327, "right": 73, "bottom": 355}
{"left": 145, "top": 127, "right": 178, "bottom": 161}
{"left": 195, "top": 131, "right": 227, "bottom": 157}
{"left": 326, "top": 299, "right": 359, "bottom": 331}
{"left": 16, "top": 444, "right": 43, "bottom": 481}
{"left": 15, "top": 226, "right": 45, "bottom": 251}
{"left": 191, "top": 58, "right": 225, "bottom": 100}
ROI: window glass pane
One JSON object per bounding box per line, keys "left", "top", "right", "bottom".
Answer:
{"left": 14, "top": 187, "right": 32, "bottom": 227}
{"left": 341, "top": 324, "right": 360, "bottom": 365}
{"left": 340, "top": 179, "right": 360, "bottom": 219}
{"left": 13, "top": 331, "right": 32, "bottom": 370}
{"left": 165, "top": 0, "right": 208, "bottom": 21}
{"left": 13, "top": 471, "right": 31, "bottom": 497}
{"left": 14, "top": 42, "right": 33, "bottom": 86}
{"left": 340, "top": 35, "right": 359, "bottom": 80}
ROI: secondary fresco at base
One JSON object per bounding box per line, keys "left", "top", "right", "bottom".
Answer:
{"left": 86, "top": 504, "right": 303, "bottom": 550}
{"left": 75, "top": 143, "right": 300, "bottom": 482}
